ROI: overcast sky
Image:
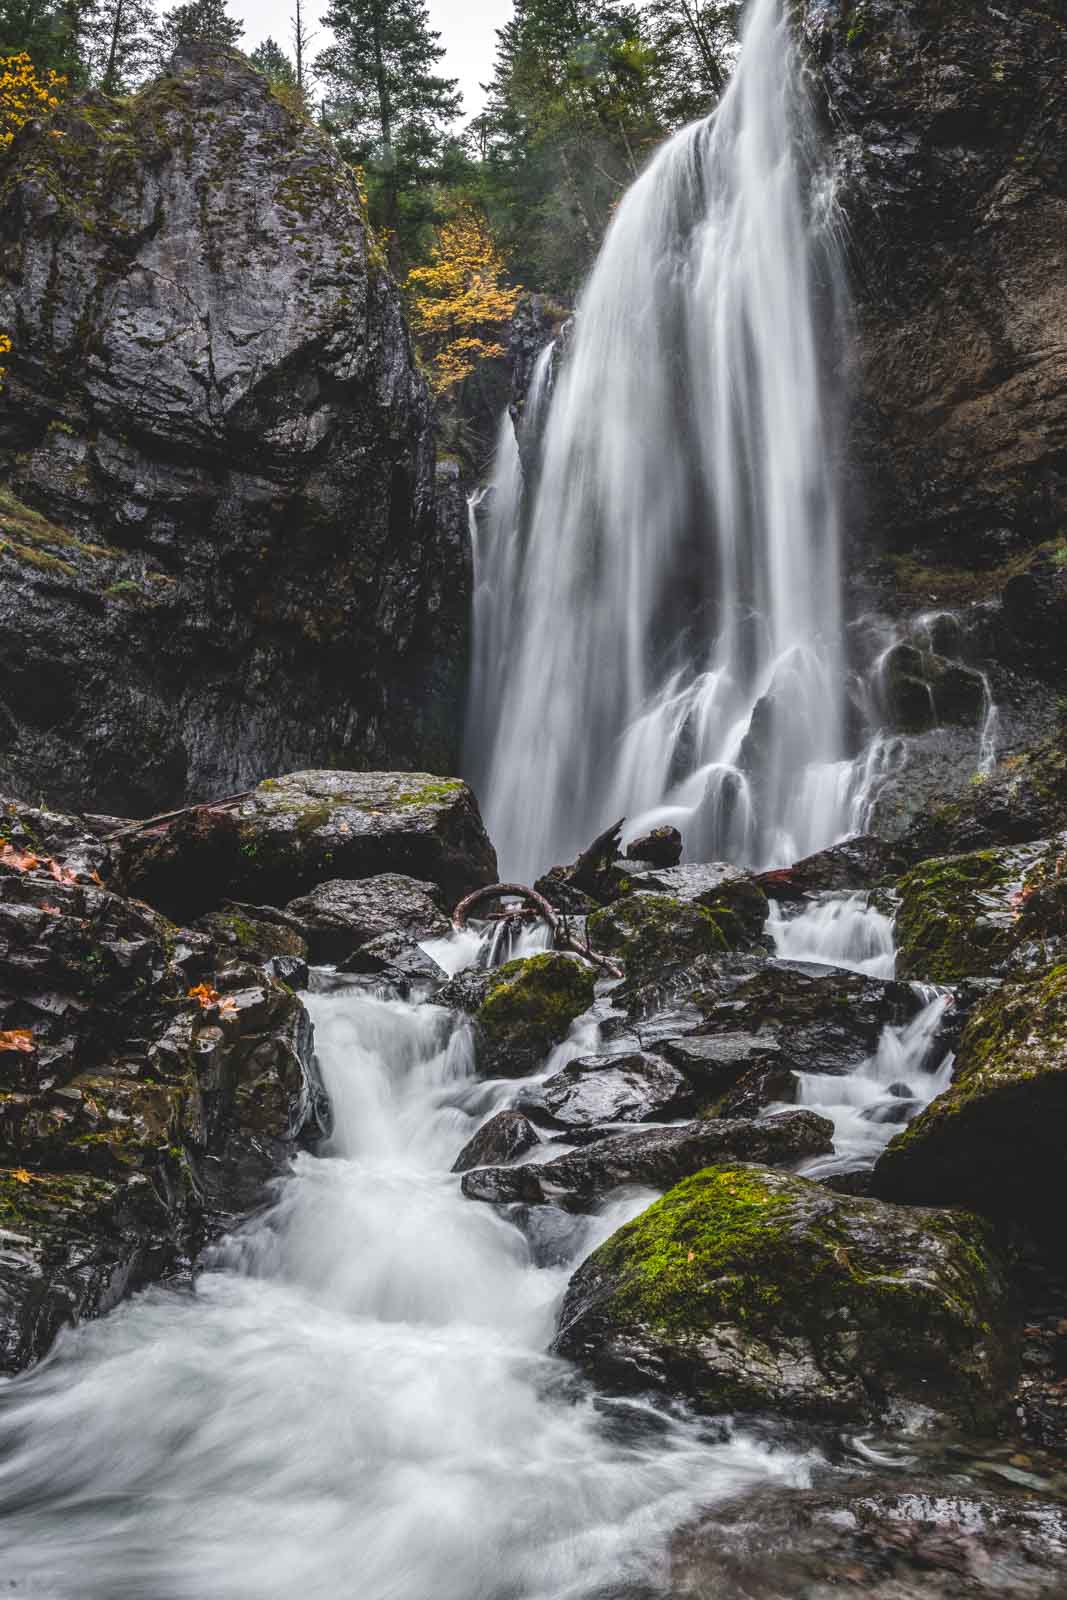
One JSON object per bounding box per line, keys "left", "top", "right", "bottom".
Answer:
{"left": 229, "top": 0, "right": 508, "bottom": 120}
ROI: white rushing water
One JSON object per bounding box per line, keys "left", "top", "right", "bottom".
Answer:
{"left": 766, "top": 897, "right": 955, "bottom": 1177}
{"left": 0, "top": 961, "right": 815, "bottom": 1598}
{"left": 467, "top": 0, "right": 866, "bottom": 882}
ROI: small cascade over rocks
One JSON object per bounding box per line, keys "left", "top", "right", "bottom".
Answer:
{"left": 467, "top": 0, "right": 857, "bottom": 881}
{"left": 765, "top": 893, "right": 955, "bottom": 1177}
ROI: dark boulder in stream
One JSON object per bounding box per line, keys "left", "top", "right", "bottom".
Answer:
{"left": 285, "top": 875, "right": 450, "bottom": 964}
{"left": 440, "top": 953, "right": 597, "bottom": 1078}
{"left": 554, "top": 1163, "right": 1015, "bottom": 1427}
{"left": 461, "top": 1113, "right": 833, "bottom": 1211}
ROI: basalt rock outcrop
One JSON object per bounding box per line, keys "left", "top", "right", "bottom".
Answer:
{"left": 0, "top": 45, "right": 468, "bottom": 816}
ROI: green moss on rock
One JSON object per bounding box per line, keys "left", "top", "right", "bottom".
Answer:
{"left": 894, "top": 846, "right": 1023, "bottom": 980}
{"left": 588, "top": 892, "right": 730, "bottom": 978}
{"left": 874, "top": 964, "right": 1067, "bottom": 1231}
{"left": 474, "top": 952, "right": 597, "bottom": 1076}
{"left": 555, "top": 1162, "right": 1014, "bottom": 1426}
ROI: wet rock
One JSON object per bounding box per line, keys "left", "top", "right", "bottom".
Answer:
{"left": 658, "top": 1032, "right": 783, "bottom": 1105}
{"left": 0, "top": 804, "right": 328, "bottom": 1372}
{"left": 700, "top": 965, "right": 918, "bottom": 1077}
{"left": 538, "top": 1052, "right": 694, "bottom": 1126}
{"left": 756, "top": 835, "right": 910, "bottom": 901}
{"left": 339, "top": 931, "right": 446, "bottom": 993}
{"left": 587, "top": 884, "right": 767, "bottom": 990}
{"left": 901, "top": 718, "right": 1067, "bottom": 860}
{"left": 0, "top": 797, "right": 112, "bottom": 884}
{"left": 442, "top": 953, "right": 597, "bottom": 1078}
{"left": 625, "top": 827, "right": 682, "bottom": 867}
{"left": 671, "top": 1477, "right": 1067, "bottom": 1599}
{"left": 0, "top": 48, "right": 468, "bottom": 816}
{"left": 285, "top": 875, "right": 449, "bottom": 964}
{"left": 451, "top": 1109, "right": 542, "bottom": 1174}
{"left": 462, "top": 1113, "right": 834, "bottom": 1211}
{"left": 554, "top": 1163, "right": 1014, "bottom": 1426}
{"left": 874, "top": 966, "right": 1067, "bottom": 1236}
{"left": 894, "top": 837, "right": 1066, "bottom": 981}
{"left": 117, "top": 770, "right": 498, "bottom": 922}
{"left": 196, "top": 906, "right": 308, "bottom": 967}
{"left": 624, "top": 864, "right": 769, "bottom": 945}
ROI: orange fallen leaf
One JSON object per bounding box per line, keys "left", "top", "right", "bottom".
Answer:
{"left": 89, "top": 868, "right": 104, "bottom": 886}
{"left": 0, "top": 1029, "right": 34, "bottom": 1054}
{"left": 12, "top": 1168, "right": 32, "bottom": 1185}
{"left": 687, "top": 1249, "right": 695, "bottom": 1263}
{"left": 0, "top": 842, "right": 39, "bottom": 872}
{"left": 49, "top": 859, "right": 78, "bottom": 886}
{"left": 187, "top": 983, "right": 221, "bottom": 1008}
{"left": 216, "top": 996, "right": 239, "bottom": 1021}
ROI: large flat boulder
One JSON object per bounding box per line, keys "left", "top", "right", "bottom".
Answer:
{"left": 554, "top": 1163, "right": 1014, "bottom": 1426}
{"left": 117, "top": 771, "right": 498, "bottom": 921}
{"left": 536, "top": 1051, "right": 694, "bottom": 1126}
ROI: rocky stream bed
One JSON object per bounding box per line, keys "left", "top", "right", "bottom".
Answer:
{"left": 0, "top": 741, "right": 1065, "bottom": 1595}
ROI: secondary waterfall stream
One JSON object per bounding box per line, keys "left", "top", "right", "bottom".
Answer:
{"left": 467, "top": 0, "right": 861, "bottom": 882}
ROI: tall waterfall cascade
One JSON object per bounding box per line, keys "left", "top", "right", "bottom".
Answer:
{"left": 468, "top": 0, "right": 869, "bottom": 882}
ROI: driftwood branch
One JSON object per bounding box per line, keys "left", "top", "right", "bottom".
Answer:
{"left": 451, "top": 881, "right": 622, "bottom": 979}
{"left": 102, "top": 790, "right": 255, "bottom": 843}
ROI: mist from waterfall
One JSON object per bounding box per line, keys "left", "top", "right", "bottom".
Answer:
{"left": 467, "top": 0, "right": 866, "bottom": 882}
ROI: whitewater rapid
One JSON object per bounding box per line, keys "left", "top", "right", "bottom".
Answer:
{"left": 0, "top": 961, "right": 817, "bottom": 1598}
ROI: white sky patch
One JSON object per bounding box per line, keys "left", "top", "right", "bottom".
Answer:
{"left": 229, "top": 0, "right": 508, "bottom": 119}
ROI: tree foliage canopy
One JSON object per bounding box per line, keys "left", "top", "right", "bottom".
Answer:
{"left": 405, "top": 204, "right": 521, "bottom": 394}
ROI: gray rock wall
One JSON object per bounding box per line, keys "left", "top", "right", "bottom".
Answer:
{"left": 0, "top": 45, "right": 468, "bottom": 815}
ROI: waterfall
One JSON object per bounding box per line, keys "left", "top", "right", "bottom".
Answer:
{"left": 467, "top": 0, "right": 855, "bottom": 882}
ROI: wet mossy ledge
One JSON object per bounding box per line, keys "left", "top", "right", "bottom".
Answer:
{"left": 117, "top": 770, "right": 498, "bottom": 922}
{"left": 439, "top": 953, "right": 598, "bottom": 1079}
{"left": 0, "top": 43, "right": 467, "bottom": 816}
{"left": 554, "top": 1163, "right": 1015, "bottom": 1428}
{"left": 874, "top": 963, "right": 1067, "bottom": 1233}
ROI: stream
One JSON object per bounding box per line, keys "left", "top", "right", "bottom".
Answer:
{"left": 0, "top": 900, "right": 980, "bottom": 1598}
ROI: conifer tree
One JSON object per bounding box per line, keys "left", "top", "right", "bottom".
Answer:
{"left": 85, "top": 0, "right": 155, "bottom": 92}
{"left": 315, "top": 0, "right": 461, "bottom": 237}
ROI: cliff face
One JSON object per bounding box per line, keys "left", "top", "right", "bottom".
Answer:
{"left": 804, "top": 0, "right": 1067, "bottom": 559}
{"left": 0, "top": 45, "right": 468, "bottom": 816}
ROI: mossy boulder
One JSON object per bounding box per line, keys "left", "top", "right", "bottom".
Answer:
{"left": 451, "top": 953, "right": 597, "bottom": 1077}
{"left": 554, "top": 1163, "right": 1014, "bottom": 1426}
{"left": 894, "top": 838, "right": 1066, "bottom": 981}
{"left": 874, "top": 964, "right": 1067, "bottom": 1233}
{"left": 587, "top": 892, "right": 736, "bottom": 980}
{"left": 118, "top": 770, "right": 498, "bottom": 923}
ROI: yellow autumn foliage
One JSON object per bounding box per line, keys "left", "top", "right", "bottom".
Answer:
{"left": 406, "top": 207, "right": 520, "bottom": 395}
{"left": 0, "top": 53, "right": 66, "bottom": 151}
{"left": 0, "top": 331, "right": 10, "bottom": 389}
